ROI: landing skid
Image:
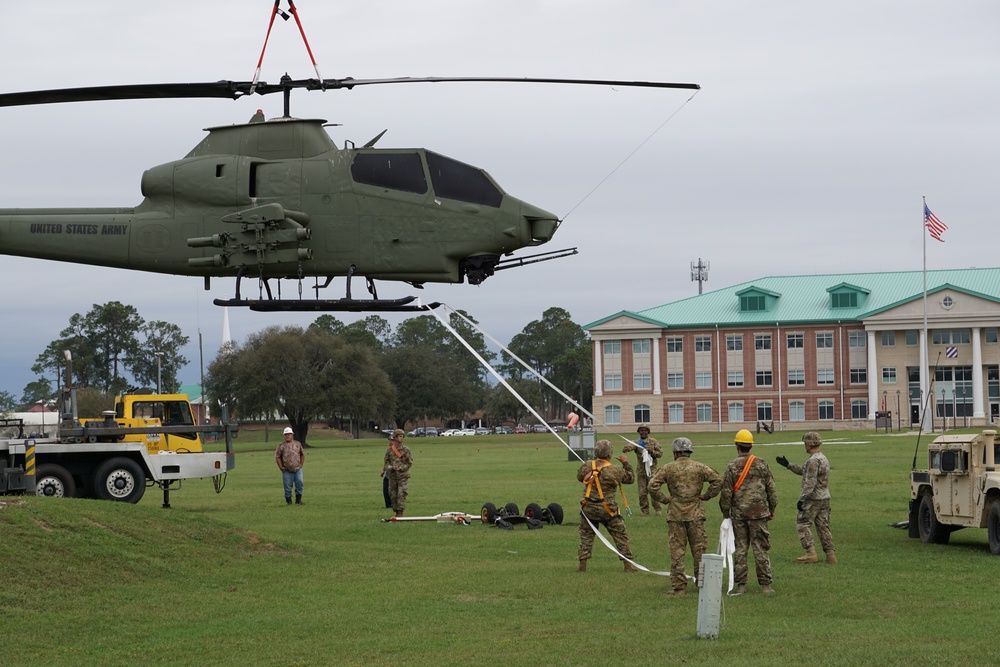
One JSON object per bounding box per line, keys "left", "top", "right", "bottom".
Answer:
{"left": 214, "top": 296, "right": 440, "bottom": 312}
{"left": 214, "top": 266, "right": 439, "bottom": 312}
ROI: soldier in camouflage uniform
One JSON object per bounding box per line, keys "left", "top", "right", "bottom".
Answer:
{"left": 719, "top": 429, "right": 778, "bottom": 595}
{"left": 577, "top": 439, "right": 638, "bottom": 573}
{"left": 622, "top": 425, "right": 663, "bottom": 515}
{"left": 382, "top": 429, "right": 413, "bottom": 517}
{"left": 776, "top": 431, "right": 836, "bottom": 564}
{"left": 648, "top": 437, "right": 722, "bottom": 595}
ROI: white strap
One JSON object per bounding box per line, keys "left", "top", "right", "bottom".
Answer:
{"left": 718, "top": 518, "right": 736, "bottom": 594}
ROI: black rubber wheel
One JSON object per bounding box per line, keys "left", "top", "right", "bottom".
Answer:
{"left": 35, "top": 464, "right": 77, "bottom": 498}
{"left": 504, "top": 502, "right": 519, "bottom": 517}
{"left": 94, "top": 457, "right": 146, "bottom": 504}
{"left": 525, "top": 502, "right": 544, "bottom": 519}
{"left": 481, "top": 502, "right": 498, "bottom": 524}
{"left": 988, "top": 501, "right": 1000, "bottom": 555}
{"left": 917, "top": 494, "right": 949, "bottom": 545}
{"left": 546, "top": 502, "right": 564, "bottom": 525}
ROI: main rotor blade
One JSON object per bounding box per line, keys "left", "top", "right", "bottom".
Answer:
{"left": 0, "top": 75, "right": 699, "bottom": 109}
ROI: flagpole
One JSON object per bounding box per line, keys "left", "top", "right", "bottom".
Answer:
{"left": 920, "top": 195, "right": 930, "bottom": 433}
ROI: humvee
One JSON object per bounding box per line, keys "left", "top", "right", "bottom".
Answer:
{"left": 909, "top": 429, "right": 1000, "bottom": 554}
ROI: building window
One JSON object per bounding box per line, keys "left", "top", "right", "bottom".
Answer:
{"left": 757, "top": 402, "right": 773, "bottom": 421}
{"left": 667, "top": 337, "right": 683, "bottom": 353}
{"left": 816, "top": 333, "right": 834, "bottom": 349}
{"left": 756, "top": 370, "right": 773, "bottom": 387}
{"left": 668, "top": 403, "right": 684, "bottom": 423}
{"left": 986, "top": 328, "right": 998, "bottom": 344}
{"left": 695, "top": 336, "right": 712, "bottom": 352}
{"left": 632, "top": 339, "right": 651, "bottom": 355}
{"left": 850, "top": 368, "right": 867, "bottom": 384}
{"left": 741, "top": 295, "right": 765, "bottom": 312}
{"left": 788, "top": 369, "right": 805, "bottom": 386}
{"left": 605, "top": 405, "right": 621, "bottom": 424}
{"left": 727, "top": 370, "right": 744, "bottom": 388}
{"left": 881, "top": 331, "right": 895, "bottom": 347}
{"left": 851, "top": 400, "right": 868, "bottom": 419}
{"left": 633, "top": 373, "right": 651, "bottom": 390}
{"left": 787, "top": 333, "right": 803, "bottom": 349}
{"left": 728, "top": 402, "right": 744, "bottom": 422}
{"left": 988, "top": 366, "right": 999, "bottom": 400}
{"left": 667, "top": 372, "right": 684, "bottom": 389}
{"left": 755, "top": 334, "right": 772, "bottom": 350}
{"left": 817, "top": 368, "right": 835, "bottom": 385}
{"left": 905, "top": 330, "right": 918, "bottom": 346}
{"left": 932, "top": 329, "right": 971, "bottom": 345}
{"left": 696, "top": 372, "right": 712, "bottom": 389}
{"left": 634, "top": 404, "right": 650, "bottom": 423}
{"left": 697, "top": 403, "right": 713, "bottom": 423}
{"left": 832, "top": 292, "right": 858, "bottom": 308}
{"left": 819, "top": 400, "right": 834, "bottom": 420}
{"left": 789, "top": 401, "right": 805, "bottom": 421}
{"left": 883, "top": 367, "right": 897, "bottom": 383}
{"left": 604, "top": 373, "right": 622, "bottom": 391}
{"left": 603, "top": 340, "right": 621, "bottom": 355}
{"left": 848, "top": 331, "right": 866, "bottom": 348}
{"left": 727, "top": 335, "right": 743, "bottom": 351}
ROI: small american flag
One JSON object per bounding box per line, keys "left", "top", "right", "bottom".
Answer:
{"left": 925, "top": 204, "right": 948, "bottom": 242}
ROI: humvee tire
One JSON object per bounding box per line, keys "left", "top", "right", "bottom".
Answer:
{"left": 917, "top": 494, "right": 950, "bottom": 545}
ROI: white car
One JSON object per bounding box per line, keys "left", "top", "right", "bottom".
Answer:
{"left": 459, "top": 428, "right": 477, "bottom": 436}
{"left": 440, "top": 429, "right": 459, "bottom": 437}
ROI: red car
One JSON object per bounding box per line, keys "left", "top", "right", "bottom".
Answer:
{"left": 514, "top": 426, "right": 528, "bottom": 434}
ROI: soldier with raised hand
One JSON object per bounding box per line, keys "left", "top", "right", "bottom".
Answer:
{"left": 622, "top": 425, "right": 664, "bottom": 516}
{"left": 648, "top": 437, "right": 722, "bottom": 595}
{"left": 776, "top": 432, "right": 836, "bottom": 564}
{"left": 577, "top": 439, "right": 637, "bottom": 573}
{"left": 382, "top": 429, "right": 413, "bottom": 517}
{"left": 719, "top": 429, "right": 778, "bottom": 595}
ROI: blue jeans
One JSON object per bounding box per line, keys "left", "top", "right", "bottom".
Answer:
{"left": 282, "top": 468, "right": 304, "bottom": 499}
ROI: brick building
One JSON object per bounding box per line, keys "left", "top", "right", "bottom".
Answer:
{"left": 584, "top": 268, "right": 1000, "bottom": 432}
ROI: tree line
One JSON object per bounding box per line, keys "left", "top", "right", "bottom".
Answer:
{"left": 5, "top": 303, "right": 591, "bottom": 445}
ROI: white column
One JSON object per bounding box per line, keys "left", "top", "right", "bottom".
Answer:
{"left": 972, "top": 327, "right": 985, "bottom": 419}
{"left": 653, "top": 335, "right": 662, "bottom": 395}
{"left": 593, "top": 341, "right": 603, "bottom": 397}
{"left": 867, "top": 330, "right": 879, "bottom": 420}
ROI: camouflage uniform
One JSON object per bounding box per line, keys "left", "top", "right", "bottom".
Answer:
{"left": 719, "top": 453, "right": 778, "bottom": 587}
{"left": 622, "top": 435, "right": 663, "bottom": 515}
{"left": 383, "top": 438, "right": 413, "bottom": 514}
{"left": 577, "top": 457, "right": 636, "bottom": 564}
{"left": 649, "top": 456, "right": 722, "bottom": 592}
{"left": 788, "top": 451, "right": 835, "bottom": 555}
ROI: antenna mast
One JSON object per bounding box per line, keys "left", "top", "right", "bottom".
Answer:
{"left": 690, "top": 258, "right": 710, "bottom": 295}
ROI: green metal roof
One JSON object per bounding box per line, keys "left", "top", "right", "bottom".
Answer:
{"left": 584, "top": 267, "right": 1000, "bottom": 330}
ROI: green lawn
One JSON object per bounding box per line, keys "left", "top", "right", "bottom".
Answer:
{"left": 1, "top": 428, "right": 995, "bottom": 666}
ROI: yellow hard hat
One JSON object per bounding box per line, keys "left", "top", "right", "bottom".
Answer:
{"left": 734, "top": 429, "right": 754, "bottom": 445}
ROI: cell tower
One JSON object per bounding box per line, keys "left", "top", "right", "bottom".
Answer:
{"left": 691, "top": 258, "right": 710, "bottom": 295}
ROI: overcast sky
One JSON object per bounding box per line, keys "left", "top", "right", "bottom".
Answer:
{"left": 1, "top": 1, "right": 997, "bottom": 398}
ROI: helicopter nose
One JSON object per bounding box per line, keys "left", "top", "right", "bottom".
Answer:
{"left": 521, "top": 203, "right": 560, "bottom": 242}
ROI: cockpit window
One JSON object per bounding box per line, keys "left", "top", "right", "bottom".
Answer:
{"left": 426, "top": 151, "right": 502, "bottom": 208}
{"left": 351, "top": 152, "right": 427, "bottom": 194}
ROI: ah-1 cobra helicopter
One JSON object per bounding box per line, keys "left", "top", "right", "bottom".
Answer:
{"left": 0, "top": 72, "right": 698, "bottom": 312}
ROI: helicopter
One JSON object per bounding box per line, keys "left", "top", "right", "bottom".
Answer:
{"left": 0, "top": 74, "right": 699, "bottom": 312}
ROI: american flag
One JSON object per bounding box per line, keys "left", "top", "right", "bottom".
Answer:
{"left": 924, "top": 204, "right": 948, "bottom": 242}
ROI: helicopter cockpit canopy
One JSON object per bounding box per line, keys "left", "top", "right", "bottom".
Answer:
{"left": 350, "top": 150, "right": 503, "bottom": 208}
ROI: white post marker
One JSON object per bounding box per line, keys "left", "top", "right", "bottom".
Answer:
{"left": 696, "top": 553, "right": 724, "bottom": 639}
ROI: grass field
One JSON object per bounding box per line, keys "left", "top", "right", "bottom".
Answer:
{"left": 1, "top": 427, "right": 996, "bottom": 666}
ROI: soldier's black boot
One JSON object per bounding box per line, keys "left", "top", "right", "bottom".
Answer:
{"left": 295, "top": 495, "right": 303, "bottom": 505}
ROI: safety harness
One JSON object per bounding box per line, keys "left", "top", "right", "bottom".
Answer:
{"left": 581, "top": 459, "right": 617, "bottom": 517}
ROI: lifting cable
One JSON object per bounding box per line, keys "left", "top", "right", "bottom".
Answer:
{"left": 250, "top": 0, "right": 323, "bottom": 95}
{"left": 560, "top": 89, "right": 700, "bottom": 223}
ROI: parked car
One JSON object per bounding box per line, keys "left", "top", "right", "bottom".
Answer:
{"left": 494, "top": 426, "right": 513, "bottom": 435}
{"left": 514, "top": 426, "right": 528, "bottom": 434}
{"left": 475, "top": 427, "right": 491, "bottom": 435}
{"left": 459, "top": 428, "right": 477, "bottom": 436}
{"left": 424, "top": 427, "right": 439, "bottom": 437}
{"left": 440, "top": 429, "right": 459, "bottom": 437}
{"left": 531, "top": 424, "right": 548, "bottom": 433}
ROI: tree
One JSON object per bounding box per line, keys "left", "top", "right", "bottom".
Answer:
{"left": 130, "top": 321, "right": 190, "bottom": 392}
{"left": 19, "top": 378, "right": 54, "bottom": 411}
{"left": 501, "top": 307, "right": 592, "bottom": 418}
{"left": 0, "top": 390, "right": 17, "bottom": 414}
{"left": 206, "top": 325, "right": 395, "bottom": 445}
{"left": 82, "top": 301, "right": 144, "bottom": 394}
{"left": 483, "top": 378, "right": 544, "bottom": 427}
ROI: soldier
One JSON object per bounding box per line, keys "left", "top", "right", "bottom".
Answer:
{"left": 622, "top": 425, "right": 663, "bottom": 515}
{"left": 381, "top": 429, "right": 413, "bottom": 517}
{"left": 648, "top": 437, "right": 722, "bottom": 595}
{"left": 776, "top": 431, "right": 837, "bottom": 564}
{"left": 719, "top": 429, "right": 778, "bottom": 595}
{"left": 577, "top": 439, "right": 638, "bottom": 573}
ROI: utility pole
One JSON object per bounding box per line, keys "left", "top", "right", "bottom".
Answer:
{"left": 691, "top": 258, "right": 710, "bottom": 295}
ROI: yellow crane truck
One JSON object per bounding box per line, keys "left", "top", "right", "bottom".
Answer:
{"left": 0, "top": 352, "right": 236, "bottom": 507}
